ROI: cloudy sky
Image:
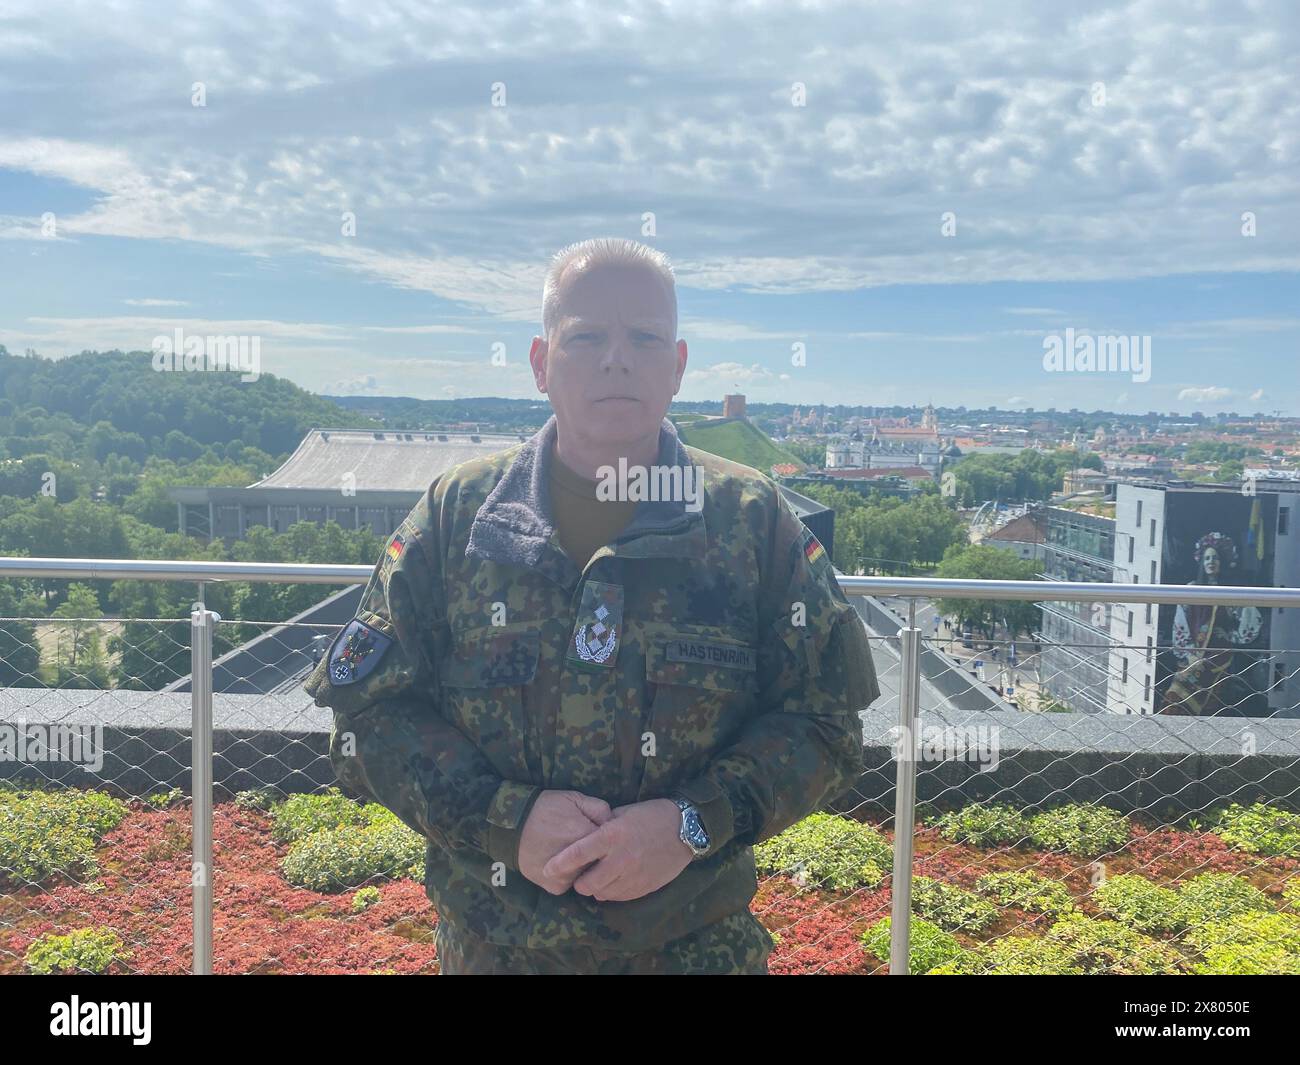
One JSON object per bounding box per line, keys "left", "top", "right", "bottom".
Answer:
{"left": 1, "top": 0, "right": 1297, "bottom": 413}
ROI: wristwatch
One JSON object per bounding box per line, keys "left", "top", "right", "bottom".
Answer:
{"left": 671, "top": 796, "right": 710, "bottom": 858}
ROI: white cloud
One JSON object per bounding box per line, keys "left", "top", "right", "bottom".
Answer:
{"left": 0, "top": 0, "right": 1294, "bottom": 317}
{"left": 679, "top": 318, "right": 792, "bottom": 342}
{"left": 0, "top": 0, "right": 1294, "bottom": 413}
{"left": 0, "top": 214, "right": 59, "bottom": 240}
{"left": 362, "top": 323, "right": 489, "bottom": 334}
{"left": 681, "top": 361, "right": 807, "bottom": 398}
{"left": 1164, "top": 317, "right": 1300, "bottom": 338}
{"left": 15, "top": 315, "right": 356, "bottom": 346}
{"left": 1177, "top": 385, "right": 1234, "bottom": 403}
{"left": 325, "top": 373, "right": 379, "bottom": 394}
{"left": 308, "top": 243, "right": 544, "bottom": 322}
{"left": 843, "top": 330, "right": 984, "bottom": 342}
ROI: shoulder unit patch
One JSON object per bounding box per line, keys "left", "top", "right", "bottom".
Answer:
{"left": 327, "top": 618, "right": 393, "bottom": 686}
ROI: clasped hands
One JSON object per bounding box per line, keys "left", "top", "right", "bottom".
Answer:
{"left": 515, "top": 790, "right": 694, "bottom": 902}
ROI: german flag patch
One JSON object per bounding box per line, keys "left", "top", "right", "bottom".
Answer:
{"left": 804, "top": 533, "right": 826, "bottom": 566}
{"left": 386, "top": 532, "right": 405, "bottom": 562}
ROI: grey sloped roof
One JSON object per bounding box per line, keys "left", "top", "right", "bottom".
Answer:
{"left": 778, "top": 484, "right": 831, "bottom": 518}
{"left": 251, "top": 429, "right": 528, "bottom": 493}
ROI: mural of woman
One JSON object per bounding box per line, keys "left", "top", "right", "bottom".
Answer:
{"left": 1162, "top": 531, "right": 1263, "bottom": 716}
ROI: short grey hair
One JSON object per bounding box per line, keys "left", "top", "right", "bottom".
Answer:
{"left": 542, "top": 237, "right": 676, "bottom": 341}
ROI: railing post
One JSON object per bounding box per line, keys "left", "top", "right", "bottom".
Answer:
{"left": 190, "top": 602, "right": 218, "bottom": 975}
{"left": 889, "top": 600, "right": 922, "bottom": 974}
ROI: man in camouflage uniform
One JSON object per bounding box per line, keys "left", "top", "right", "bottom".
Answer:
{"left": 304, "top": 237, "right": 880, "bottom": 974}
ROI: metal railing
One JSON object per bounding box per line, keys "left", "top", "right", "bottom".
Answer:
{"left": 2, "top": 556, "right": 1299, "bottom": 975}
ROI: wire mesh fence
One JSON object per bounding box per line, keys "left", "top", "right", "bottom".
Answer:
{"left": 839, "top": 631, "right": 1299, "bottom": 976}
{"left": 1, "top": 614, "right": 194, "bottom": 974}
{"left": 2, "top": 561, "right": 1299, "bottom": 975}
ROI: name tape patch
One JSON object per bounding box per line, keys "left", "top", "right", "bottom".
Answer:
{"left": 666, "top": 639, "right": 756, "bottom": 671}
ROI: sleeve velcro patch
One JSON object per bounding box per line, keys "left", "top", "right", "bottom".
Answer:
{"left": 327, "top": 618, "right": 394, "bottom": 686}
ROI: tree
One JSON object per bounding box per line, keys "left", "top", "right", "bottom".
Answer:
{"left": 933, "top": 544, "right": 1041, "bottom": 638}
{"left": 0, "top": 497, "right": 131, "bottom": 573}
{"left": 226, "top": 520, "right": 383, "bottom": 644}
{"left": 110, "top": 619, "right": 195, "bottom": 690}
{"left": 162, "top": 430, "right": 205, "bottom": 463}
{"left": 87, "top": 421, "right": 148, "bottom": 464}
{"left": 781, "top": 440, "right": 824, "bottom": 468}
{"left": 123, "top": 455, "right": 261, "bottom": 530}
{"left": 793, "top": 484, "right": 964, "bottom": 575}
{"left": 107, "top": 550, "right": 235, "bottom": 689}
{"left": 948, "top": 448, "right": 1087, "bottom": 506}
{"left": 0, "top": 581, "right": 40, "bottom": 686}
{"left": 1216, "top": 459, "right": 1244, "bottom": 482}
{"left": 49, "top": 583, "right": 111, "bottom": 688}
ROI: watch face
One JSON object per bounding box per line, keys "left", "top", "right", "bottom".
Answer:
{"left": 684, "top": 809, "right": 709, "bottom": 850}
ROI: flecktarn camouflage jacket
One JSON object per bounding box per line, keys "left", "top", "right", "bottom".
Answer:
{"left": 304, "top": 415, "right": 880, "bottom": 951}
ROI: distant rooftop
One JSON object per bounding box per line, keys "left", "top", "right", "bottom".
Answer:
{"left": 822, "top": 466, "right": 932, "bottom": 481}
{"left": 250, "top": 428, "right": 528, "bottom": 493}
{"left": 1244, "top": 467, "right": 1300, "bottom": 483}
{"left": 986, "top": 511, "right": 1046, "bottom": 545}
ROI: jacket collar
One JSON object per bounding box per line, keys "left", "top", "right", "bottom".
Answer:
{"left": 466, "top": 414, "right": 708, "bottom": 583}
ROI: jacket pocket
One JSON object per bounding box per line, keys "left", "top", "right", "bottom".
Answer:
{"left": 441, "top": 628, "right": 540, "bottom": 780}
{"left": 636, "top": 625, "right": 758, "bottom": 799}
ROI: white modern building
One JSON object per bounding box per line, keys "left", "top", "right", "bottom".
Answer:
{"left": 1107, "top": 481, "right": 1299, "bottom": 717}
{"left": 1106, "top": 484, "right": 1166, "bottom": 715}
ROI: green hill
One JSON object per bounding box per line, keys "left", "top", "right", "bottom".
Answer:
{"left": 0, "top": 348, "right": 375, "bottom": 462}
{"left": 671, "top": 415, "right": 804, "bottom": 474}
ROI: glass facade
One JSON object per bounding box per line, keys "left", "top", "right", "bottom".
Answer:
{"left": 1039, "top": 507, "right": 1116, "bottom": 713}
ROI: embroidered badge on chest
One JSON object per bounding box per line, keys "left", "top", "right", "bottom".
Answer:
{"left": 328, "top": 618, "right": 393, "bottom": 686}
{"left": 566, "top": 580, "right": 625, "bottom": 671}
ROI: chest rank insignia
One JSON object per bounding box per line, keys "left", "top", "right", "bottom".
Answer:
{"left": 328, "top": 618, "right": 393, "bottom": 685}
{"left": 576, "top": 604, "right": 617, "bottom": 664}
{"left": 567, "top": 580, "right": 625, "bottom": 671}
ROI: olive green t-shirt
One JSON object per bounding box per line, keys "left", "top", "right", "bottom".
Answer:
{"left": 548, "top": 452, "right": 638, "bottom": 568}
